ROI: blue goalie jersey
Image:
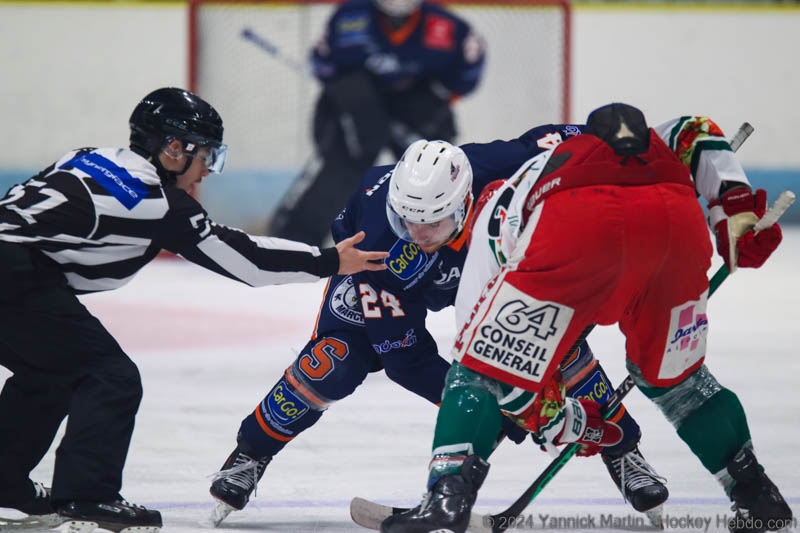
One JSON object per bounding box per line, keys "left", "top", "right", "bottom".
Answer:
{"left": 311, "top": 0, "right": 485, "bottom": 96}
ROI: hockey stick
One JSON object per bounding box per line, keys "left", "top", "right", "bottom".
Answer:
{"left": 710, "top": 187, "right": 796, "bottom": 288}
{"left": 729, "top": 122, "right": 755, "bottom": 153}
{"left": 240, "top": 27, "right": 314, "bottom": 79}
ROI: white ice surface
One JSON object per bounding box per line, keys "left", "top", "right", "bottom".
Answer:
{"left": 4, "top": 229, "right": 800, "bottom": 533}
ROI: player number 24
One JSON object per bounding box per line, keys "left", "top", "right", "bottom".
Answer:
{"left": 359, "top": 283, "right": 406, "bottom": 319}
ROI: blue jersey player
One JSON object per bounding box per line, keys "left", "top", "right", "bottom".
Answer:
{"left": 208, "top": 126, "right": 669, "bottom": 527}
{"left": 269, "top": 0, "right": 486, "bottom": 245}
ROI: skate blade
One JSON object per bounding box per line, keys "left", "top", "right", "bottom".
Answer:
{"left": 199, "top": 501, "right": 235, "bottom": 528}
{"left": 644, "top": 505, "right": 665, "bottom": 530}
{"left": 62, "top": 520, "right": 160, "bottom": 533}
{"left": 0, "top": 512, "right": 65, "bottom": 531}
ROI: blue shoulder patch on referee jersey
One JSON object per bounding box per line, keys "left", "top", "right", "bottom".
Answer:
{"left": 62, "top": 152, "right": 149, "bottom": 210}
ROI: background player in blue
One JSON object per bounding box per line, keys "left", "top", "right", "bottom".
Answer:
{"left": 268, "top": 0, "right": 485, "bottom": 245}
{"left": 208, "top": 126, "right": 668, "bottom": 528}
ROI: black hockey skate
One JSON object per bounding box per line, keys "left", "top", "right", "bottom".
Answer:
{"left": 602, "top": 445, "right": 668, "bottom": 527}
{"left": 727, "top": 448, "right": 792, "bottom": 533}
{"left": 380, "top": 455, "right": 489, "bottom": 533}
{"left": 57, "top": 498, "right": 162, "bottom": 533}
{"left": 0, "top": 481, "right": 65, "bottom": 530}
{"left": 207, "top": 442, "right": 272, "bottom": 527}
{"left": 0, "top": 480, "right": 53, "bottom": 515}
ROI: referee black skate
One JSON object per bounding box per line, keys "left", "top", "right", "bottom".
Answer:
{"left": 0, "top": 87, "right": 388, "bottom": 532}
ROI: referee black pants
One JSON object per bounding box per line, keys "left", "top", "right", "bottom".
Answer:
{"left": 0, "top": 242, "right": 142, "bottom": 506}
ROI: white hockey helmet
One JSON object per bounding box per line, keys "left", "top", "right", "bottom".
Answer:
{"left": 373, "top": 0, "right": 422, "bottom": 17}
{"left": 387, "top": 139, "right": 473, "bottom": 247}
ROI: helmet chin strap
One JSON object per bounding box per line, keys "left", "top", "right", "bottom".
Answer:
{"left": 151, "top": 156, "right": 179, "bottom": 186}
{"left": 153, "top": 141, "right": 194, "bottom": 185}
{"left": 444, "top": 193, "right": 475, "bottom": 249}
{"left": 178, "top": 154, "right": 194, "bottom": 175}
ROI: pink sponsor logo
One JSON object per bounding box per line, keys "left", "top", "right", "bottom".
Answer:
{"left": 668, "top": 304, "right": 708, "bottom": 352}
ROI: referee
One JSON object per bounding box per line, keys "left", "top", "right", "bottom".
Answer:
{"left": 0, "top": 87, "right": 387, "bottom": 532}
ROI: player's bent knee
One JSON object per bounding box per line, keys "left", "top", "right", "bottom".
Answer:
{"left": 444, "top": 361, "right": 504, "bottom": 400}
{"left": 283, "top": 364, "right": 337, "bottom": 412}
{"left": 631, "top": 363, "right": 723, "bottom": 428}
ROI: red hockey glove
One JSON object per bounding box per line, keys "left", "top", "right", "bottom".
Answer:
{"left": 708, "top": 188, "right": 782, "bottom": 270}
{"left": 553, "top": 398, "right": 624, "bottom": 457}
{"left": 505, "top": 371, "right": 622, "bottom": 457}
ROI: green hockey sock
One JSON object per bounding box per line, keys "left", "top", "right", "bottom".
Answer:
{"left": 429, "top": 362, "right": 503, "bottom": 481}
{"left": 676, "top": 388, "right": 752, "bottom": 473}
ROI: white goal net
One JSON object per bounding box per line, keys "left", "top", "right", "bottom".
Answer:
{"left": 189, "top": 0, "right": 570, "bottom": 231}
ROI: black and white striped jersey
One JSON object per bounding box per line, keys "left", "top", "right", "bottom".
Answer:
{"left": 0, "top": 147, "right": 339, "bottom": 293}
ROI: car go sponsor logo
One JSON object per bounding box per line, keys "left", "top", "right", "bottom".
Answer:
{"left": 266, "top": 380, "right": 309, "bottom": 425}
{"left": 387, "top": 239, "right": 427, "bottom": 280}
{"left": 572, "top": 371, "right": 611, "bottom": 404}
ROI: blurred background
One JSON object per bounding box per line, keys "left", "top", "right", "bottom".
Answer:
{"left": 1, "top": 0, "right": 797, "bottom": 233}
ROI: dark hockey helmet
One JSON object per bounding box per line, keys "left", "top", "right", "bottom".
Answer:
{"left": 129, "top": 87, "right": 227, "bottom": 172}
{"left": 585, "top": 102, "right": 650, "bottom": 156}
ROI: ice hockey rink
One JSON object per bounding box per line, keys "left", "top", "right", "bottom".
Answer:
{"left": 5, "top": 227, "right": 799, "bottom": 533}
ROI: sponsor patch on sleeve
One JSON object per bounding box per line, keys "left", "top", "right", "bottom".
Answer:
{"left": 423, "top": 14, "right": 455, "bottom": 50}
{"left": 336, "top": 14, "right": 370, "bottom": 46}
{"left": 63, "top": 152, "right": 148, "bottom": 210}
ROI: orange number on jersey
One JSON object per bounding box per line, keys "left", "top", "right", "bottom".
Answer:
{"left": 299, "top": 337, "right": 349, "bottom": 380}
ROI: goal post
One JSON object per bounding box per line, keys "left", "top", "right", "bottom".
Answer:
{"left": 188, "top": 0, "right": 571, "bottom": 231}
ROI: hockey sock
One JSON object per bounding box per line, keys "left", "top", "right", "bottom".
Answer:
{"left": 429, "top": 362, "right": 503, "bottom": 486}
{"left": 675, "top": 387, "right": 751, "bottom": 474}
{"left": 632, "top": 364, "right": 751, "bottom": 475}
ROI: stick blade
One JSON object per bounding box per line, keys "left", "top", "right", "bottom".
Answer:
{"left": 350, "top": 497, "right": 395, "bottom": 530}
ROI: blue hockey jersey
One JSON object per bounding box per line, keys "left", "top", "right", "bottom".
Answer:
{"left": 311, "top": 0, "right": 485, "bottom": 95}
{"left": 316, "top": 124, "right": 585, "bottom": 373}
